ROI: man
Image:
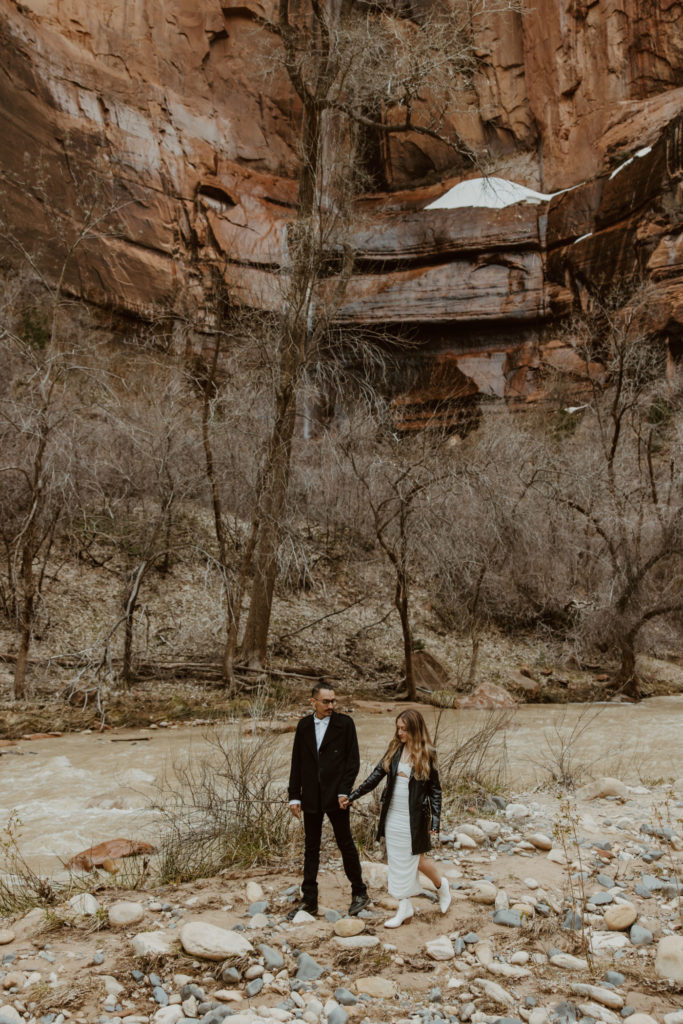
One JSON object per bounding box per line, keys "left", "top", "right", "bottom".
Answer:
{"left": 288, "top": 683, "right": 369, "bottom": 917}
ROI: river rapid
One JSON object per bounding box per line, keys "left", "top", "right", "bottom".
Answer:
{"left": 2, "top": 696, "right": 682, "bottom": 875}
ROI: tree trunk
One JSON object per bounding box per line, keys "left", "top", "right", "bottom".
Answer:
{"left": 240, "top": 388, "right": 297, "bottom": 666}
{"left": 614, "top": 634, "right": 642, "bottom": 698}
{"left": 122, "top": 561, "right": 148, "bottom": 686}
{"left": 239, "top": 102, "right": 320, "bottom": 668}
{"left": 395, "top": 569, "right": 415, "bottom": 700}
{"left": 13, "top": 542, "right": 35, "bottom": 700}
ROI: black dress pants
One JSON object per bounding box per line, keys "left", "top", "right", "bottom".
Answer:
{"left": 301, "top": 805, "right": 367, "bottom": 904}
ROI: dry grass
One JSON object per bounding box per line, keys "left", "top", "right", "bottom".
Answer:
{"left": 152, "top": 719, "right": 291, "bottom": 884}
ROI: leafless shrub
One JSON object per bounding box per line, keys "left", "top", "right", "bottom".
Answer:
{"left": 435, "top": 709, "right": 511, "bottom": 813}
{"left": 153, "top": 723, "right": 291, "bottom": 883}
{"left": 527, "top": 706, "right": 606, "bottom": 790}
{"left": 0, "top": 812, "right": 76, "bottom": 915}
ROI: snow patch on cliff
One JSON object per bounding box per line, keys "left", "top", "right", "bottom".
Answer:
{"left": 425, "top": 177, "right": 556, "bottom": 210}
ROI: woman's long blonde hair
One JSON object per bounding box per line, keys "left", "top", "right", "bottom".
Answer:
{"left": 382, "top": 709, "right": 437, "bottom": 780}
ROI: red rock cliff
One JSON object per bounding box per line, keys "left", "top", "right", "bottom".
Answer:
{"left": 0, "top": 0, "right": 681, "bottom": 402}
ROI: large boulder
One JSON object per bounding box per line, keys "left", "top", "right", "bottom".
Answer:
{"left": 180, "top": 921, "right": 254, "bottom": 961}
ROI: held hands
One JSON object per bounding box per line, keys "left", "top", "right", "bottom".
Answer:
{"left": 338, "top": 796, "right": 350, "bottom": 810}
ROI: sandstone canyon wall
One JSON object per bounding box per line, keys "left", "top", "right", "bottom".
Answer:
{"left": 0, "top": 0, "right": 681, "bottom": 405}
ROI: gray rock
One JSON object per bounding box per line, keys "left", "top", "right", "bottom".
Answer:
{"left": 295, "top": 952, "right": 324, "bottom": 981}
{"left": 258, "top": 943, "right": 284, "bottom": 970}
{"left": 149, "top": 973, "right": 163, "bottom": 987}
{"left": 640, "top": 873, "right": 663, "bottom": 892}
{"left": 635, "top": 884, "right": 652, "bottom": 899}
{"left": 597, "top": 875, "right": 615, "bottom": 888}
{"left": 550, "top": 1002, "right": 579, "bottom": 1024}
{"left": 429, "top": 986, "right": 442, "bottom": 1002}
{"left": 247, "top": 901, "right": 269, "bottom": 916}
{"left": 245, "top": 977, "right": 263, "bottom": 997}
{"left": 493, "top": 909, "right": 522, "bottom": 927}
{"left": 221, "top": 966, "right": 240, "bottom": 984}
{"left": 621, "top": 1008, "right": 635, "bottom": 1018}
{"left": 334, "top": 988, "right": 358, "bottom": 1005}
{"left": 153, "top": 986, "right": 169, "bottom": 1005}
{"left": 325, "top": 909, "right": 342, "bottom": 923}
{"left": 180, "top": 984, "right": 205, "bottom": 1001}
{"left": 629, "top": 924, "right": 653, "bottom": 946}
{"left": 563, "top": 911, "right": 583, "bottom": 930}
{"left": 453, "top": 937, "right": 466, "bottom": 954}
{"left": 463, "top": 932, "right": 479, "bottom": 943}
{"left": 199, "top": 1008, "right": 235, "bottom": 1024}
{"left": 327, "top": 1009, "right": 349, "bottom": 1024}
{"left": 604, "top": 972, "right": 624, "bottom": 987}
{"left": 589, "top": 892, "right": 613, "bottom": 906}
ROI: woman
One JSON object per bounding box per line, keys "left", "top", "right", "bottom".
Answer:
{"left": 343, "top": 709, "right": 451, "bottom": 927}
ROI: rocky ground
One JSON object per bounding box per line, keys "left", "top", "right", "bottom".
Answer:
{"left": 1, "top": 775, "right": 682, "bottom": 1024}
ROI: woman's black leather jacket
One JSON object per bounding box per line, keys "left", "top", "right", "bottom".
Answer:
{"left": 348, "top": 745, "right": 442, "bottom": 855}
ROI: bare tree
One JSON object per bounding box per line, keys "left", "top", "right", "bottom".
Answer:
{"left": 77, "top": 365, "right": 202, "bottom": 686}
{"left": 236, "top": 0, "right": 512, "bottom": 666}
{"left": 341, "top": 408, "right": 451, "bottom": 699}
{"left": 0, "top": 162, "right": 131, "bottom": 699}
{"left": 543, "top": 288, "right": 683, "bottom": 694}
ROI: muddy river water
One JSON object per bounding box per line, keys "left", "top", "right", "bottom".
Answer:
{"left": 2, "top": 696, "right": 682, "bottom": 874}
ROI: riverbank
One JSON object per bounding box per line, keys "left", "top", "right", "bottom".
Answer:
{"left": 0, "top": 772, "right": 681, "bottom": 1024}
{"left": 2, "top": 639, "right": 683, "bottom": 742}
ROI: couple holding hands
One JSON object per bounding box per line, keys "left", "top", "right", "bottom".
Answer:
{"left": 287, "top": 683, "right": 452, "bottom": 928}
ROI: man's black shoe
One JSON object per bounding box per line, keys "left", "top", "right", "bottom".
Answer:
{"left": 286, "top": 901, "right": 318, "bottom": 920}
{"left": 348, "top": 893, "right": 370, "bottom": 916}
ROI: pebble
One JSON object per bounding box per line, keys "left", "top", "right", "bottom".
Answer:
{"left": 426, "top": 936, "right": 454, "bottom": 960}
{"left": 108, "top": 901, "right": 145, "bottom": 927}
{"left": 131, "top": 931, "right": 176, "bottom": 956}
{"left": 245, "top": 977, "right": 263, "bottom": 997}
{"left": 457, "top": 823, "right": 487, "bottom": 844}
{"left": 456, "top": 833, "right": 478, "bottom": 849}
{"left": 258, "top": 944, "right": 285, "bottom": 970}
{"left": 0, "top": 933, "right": 15, "bottom": 947}
{"left": 333, "top": 935, "right": 378, "bottom": 949}
{"left": 493, "top": 909, "right": 522, "bottom": 927}
{"left": 604, "top": 903, "right": 638, "bottom": 930}
{"left": 569, "top": 983, "right": 624, "bottom": 1009}
{"left": 246, "top": 881, "right": 264, "bottom": 902}
{"left": 333, "top": 988, "right": 357, "bottom": 1006}
{"left": 629, "top": 923, "right": 653, "bottom": 946}
{"left": 356, "top": 976, "right": 396, "bottom": 997}
{"left": 470, "top": 881, "right": 497, "bottom": 904}
{"left": 295, "top": 953, "right": 323, "bottom": 981}
{"left": 527, "top": 833, "right": 553, "bottom": 850}
{"left": 505, "top": 804, "right": 531, "bottom": 819}
{"left": 247, "top": 900, "right": 269, "bottom": 916}
{"left": 68, "top": 893, "right": 100, "bottom": 916}
{"left": 549, "top": 953, "right": 589, "bottom": 970}
{"left": 654, "top": 934, "right": 683, "bottom": 984}
{"left": 333, "top": 918, "right": 365, "bottom": 937}
{"left": 179, "top": 922, "right": 253, "bottom": 960}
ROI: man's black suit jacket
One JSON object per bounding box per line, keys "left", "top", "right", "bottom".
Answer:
{"left": 288, "top": 711, "right": 360, "bottom": 813}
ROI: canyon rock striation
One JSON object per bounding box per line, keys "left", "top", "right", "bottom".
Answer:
{"left": 0, "top": 0, "right": 681, "bottom": 406}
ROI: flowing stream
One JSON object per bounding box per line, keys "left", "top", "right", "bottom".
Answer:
{"left": 2, "top": 696, "right": 682, "bottom": 875}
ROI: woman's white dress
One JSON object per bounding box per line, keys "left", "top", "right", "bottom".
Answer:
{"left": 385, "top": 764, "right": 420, "bottom": 899}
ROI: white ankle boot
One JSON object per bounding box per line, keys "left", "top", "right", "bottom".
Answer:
{"left": 384, "top": 899, "right": 414, "bottom": 928}
{"left": 439, "top": 876, "right": 452, "bottom": 914}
